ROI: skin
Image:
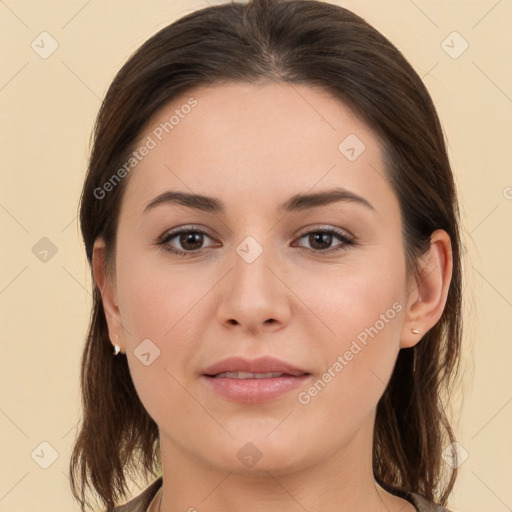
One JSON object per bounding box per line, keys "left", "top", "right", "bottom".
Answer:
{"left": 93, "top": 82, "right": 452, "bottom": 512}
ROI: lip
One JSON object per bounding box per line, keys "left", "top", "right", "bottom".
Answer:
{"left": 202, "top": 355, "right": 309, "bottom": 377}
{"left": 201, "top": 356, "right": 311, "bottom": 404}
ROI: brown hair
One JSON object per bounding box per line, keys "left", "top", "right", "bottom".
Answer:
{"left": 70, "top": 0, "right": 463, "bottom": 510}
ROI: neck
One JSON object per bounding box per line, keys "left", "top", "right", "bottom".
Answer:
{"left": 155, "top": 414, "right": 410, "bottom": 512}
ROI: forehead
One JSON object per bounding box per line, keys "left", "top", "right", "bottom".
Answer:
{"left": 122, "top": 81, "right": 394, "bottom": 216}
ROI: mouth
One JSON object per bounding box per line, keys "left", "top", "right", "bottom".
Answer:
{"left": 208, "top": 371, "right": 309, "bottom": 379}
{"left": 202, "top": 355, "right": 310, "bottom": 377}
{"left": 201, "top": 356, "right": 312, "bottom": 403}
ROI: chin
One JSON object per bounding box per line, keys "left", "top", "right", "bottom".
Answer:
{"left": 203, "top": 432, "right": 308, "bottom": 475}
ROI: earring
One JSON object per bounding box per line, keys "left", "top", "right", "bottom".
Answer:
{"left": 113, "top": 334, "right": 121, "bottom": 356}
{"left": 411, "top": 328, "right": 420, "bottom": 335}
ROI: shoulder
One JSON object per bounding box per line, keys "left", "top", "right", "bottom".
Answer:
{"left": 404, "top": 491, "right": 455, "bottom": 512}
{"left": 378, "top": 481, "right": 455, "bottom": 512}
{"left": 114, "top": 476, "right": 163, "bottom": 512}
{"left": 111, "top": 477, "right": 459, "bottom": 512}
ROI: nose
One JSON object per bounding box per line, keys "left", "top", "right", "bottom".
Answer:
{"left": 216, "top": 239, "right": 292, "bottom": 335}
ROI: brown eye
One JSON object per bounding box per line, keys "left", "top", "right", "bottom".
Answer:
{"left": 307, "top": 232, "right": 334, "bottom": 250}
{"left": 295, "top": 228, "right": 354, "bottom": 254}
{"left": 178, "top": 232, "right": 205, "bottom": 251}
{"left": 158, "top": 227, "right": 217, "bottom": 256}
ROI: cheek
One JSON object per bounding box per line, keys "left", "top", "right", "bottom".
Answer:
{"left": 327, "top": 270, "right": 404, "bottom": 353}
{"left": 116, "top": 242, "right": 200, "bottom": 340}
{"left": 115, "top": 248, "right": 217, "bottom": 420}
{"left": 117, "top": 269, "right": 199, "bottom": 429}
{"left": 299, "top": 251, "right": 406, "bottom": 416}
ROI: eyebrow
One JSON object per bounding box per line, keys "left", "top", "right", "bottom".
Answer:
{"left": 143, "top": 186, "right": 375, "bottom": 215}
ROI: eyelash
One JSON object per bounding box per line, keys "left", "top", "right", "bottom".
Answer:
{"left": 156, "top": 226, "right": 355, "bottom": 257}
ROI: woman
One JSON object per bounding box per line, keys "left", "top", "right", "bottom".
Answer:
{"left": 70, "top": 0, "right": 464, "bottom": 511}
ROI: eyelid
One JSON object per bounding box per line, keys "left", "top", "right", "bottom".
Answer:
{"left": 157, "top": 224, "right": 355, "bottom": 256}
{"left": 158, "top": 224, "right": 216, "bottom": 242}
{"left": 295, "top": 224, "right": 354, "bottom": 240}
{"left": 292, "top": 226, "right": 354, "bottom": 253}
{"left": 158, "top": 224, "right": 353, "bottom": 241}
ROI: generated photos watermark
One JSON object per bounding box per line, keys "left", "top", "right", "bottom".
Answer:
{"left": 93, "top": 96, "right": 198, "bottom": 200}
{"left": 297, "top": 301, "right": 403, "bottom": 405}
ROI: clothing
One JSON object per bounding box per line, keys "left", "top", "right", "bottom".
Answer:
{"left": 113, "top": 476, "right": 454, "bottom": 512}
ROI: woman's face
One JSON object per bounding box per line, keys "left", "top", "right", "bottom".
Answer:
{"left": 101, "top": 82, "right": 418, "bottom": 475}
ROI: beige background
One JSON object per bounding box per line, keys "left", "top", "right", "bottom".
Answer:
{"left": 1, "top": 1, "right": 511, "bottom": 511}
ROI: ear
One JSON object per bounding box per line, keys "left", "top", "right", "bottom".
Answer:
{"left": 92, "top": 238, "right": 125, "bottom": 354}
{"left": 400, "top": 229, "right": 453, "bottom": 348}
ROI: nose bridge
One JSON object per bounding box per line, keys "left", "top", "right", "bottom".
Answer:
{"left": 232, "top": 232, "right": 276, "bottom": 299}
{"left": 216, "top": 230, "right": 291, "bottom": 331}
